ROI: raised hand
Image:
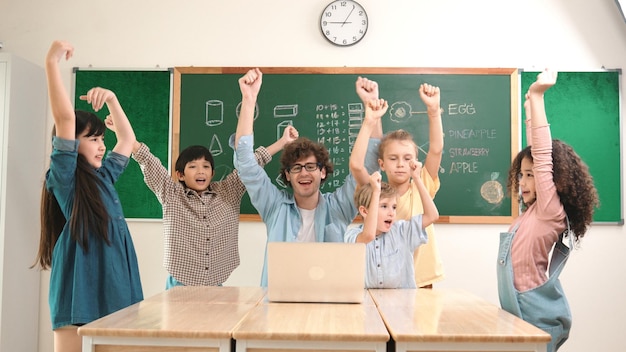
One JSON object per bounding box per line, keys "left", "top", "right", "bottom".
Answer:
{"left": 529, "top": 69, "right": 557, "bottom": 95}
{"left": 46, "top": 40, "right": 74, "bottom": 64}
{"left": 104, "top": 115, "right": 115, "bottom": 132}
{"left": 281, "top": 125, "right": 299, "bottom": 145}
{"left": 409, "top": 159, "right": 423, "bottom": 181}
{"left": 369, "top": 171, "right": 382, "bottom": 193}
{"left": 238, "top": 68, "right": 263, "bottom": 100}
{"left": 365, "top": 98, "right": 388, "bottom": 123}
{"left": 418, "top": 83, "right": 441, "bottom": 112}
{"left": 355, "top": 77, "right": 379, "bottom": 104}
{"left": 79, "top": 87, "right": 115, "bottom": 112}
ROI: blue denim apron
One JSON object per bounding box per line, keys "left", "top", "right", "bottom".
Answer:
{"left": 497, "top": 220, "right": 572, "bottom": 352}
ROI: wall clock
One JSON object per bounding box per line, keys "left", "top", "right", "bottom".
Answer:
{"left": 320, "top": 0, "right": 368, "bottom": 47}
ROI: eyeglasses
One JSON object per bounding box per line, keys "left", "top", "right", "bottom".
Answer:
{"left": 287, "top": 162, "right": 322, "bottom": 174}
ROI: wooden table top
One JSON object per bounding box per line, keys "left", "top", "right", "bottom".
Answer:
{"left": 142, "top": 285, "right": 267, "bottom": 305}
{"left": 368, "top": 288, "right": 551, "bottom": 344}
{"left": 78, "top": 299, "right": 256, "bottom": 339}
{"left": 233, "top": 302, "right": 390, "bottom": 342}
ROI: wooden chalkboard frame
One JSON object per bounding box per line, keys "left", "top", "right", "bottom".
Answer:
{"left": 172, "top": 67, "right": 520, "bottom": 224}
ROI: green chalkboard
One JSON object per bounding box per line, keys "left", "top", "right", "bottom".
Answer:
{"left": 521, "top": 70, "right": 622, "bottom": 223}
{"left": 174, "top": 68, "right": 520, "bottom": 223}
{"left": 74, "top": 69, "right": 171, "bottom": 219}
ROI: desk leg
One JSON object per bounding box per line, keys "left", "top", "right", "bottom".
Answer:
{"left": 81, "top": 336, "right": 94, "bottom": 352}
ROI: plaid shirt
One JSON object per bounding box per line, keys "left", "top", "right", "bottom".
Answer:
{"left": 132, "top": 143, "right": 271, "bottom": 286}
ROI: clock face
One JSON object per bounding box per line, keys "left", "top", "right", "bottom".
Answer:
{"left": 320, "top": 0, "right": 368, "bottom": 46}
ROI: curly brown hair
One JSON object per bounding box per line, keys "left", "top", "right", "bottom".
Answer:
{"left": 279, "top": 137, "right": 334, "bottom": 187}
{"left": 507, "top": 139, "right": 599, "bottom": 241}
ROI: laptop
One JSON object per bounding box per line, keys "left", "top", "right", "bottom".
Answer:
{"left": 267, "top": 242, "right": 366, "bottom": 303}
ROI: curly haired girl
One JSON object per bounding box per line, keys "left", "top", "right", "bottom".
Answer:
{"left": 498, "top": 69, "right": 598, "bottom": 352}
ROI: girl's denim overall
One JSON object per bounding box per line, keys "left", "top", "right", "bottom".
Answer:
{"left": 497, "top": 220, "right": 573, "bottom": 352}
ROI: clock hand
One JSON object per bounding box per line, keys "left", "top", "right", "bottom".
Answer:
{"left": 341, "top": 5, "right": 355, "bottom": 27}
{"left": 328, "top": 21, "right": 353, "bottom": 24}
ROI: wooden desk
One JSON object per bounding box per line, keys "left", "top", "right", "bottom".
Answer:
{"left": 233, "top": 293, "right": 389, "bottom": 352}
{"left": 368, "top": 288, "right": 551, "bottom": 352}
{"left": 78, "top": 286, "right": 265, "bottom": 352}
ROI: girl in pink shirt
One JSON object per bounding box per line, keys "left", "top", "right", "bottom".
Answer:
{"left": 497, "top": 69, "right": 598, "bottom": 352}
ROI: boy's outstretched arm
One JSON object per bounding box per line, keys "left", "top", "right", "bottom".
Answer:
{"left": 80, "top": 88, "right": 136, "bottom": 157}
{"left": 266, "top": 124, "right": 299, "bottom": 156}
{"left": 356, "top": 171, "right": 382, "bottom": 244}
{"left": 420, "top": 83, "right": 443, "bottom": 181}
{"left": 45, "top": 40, "right": 75, "bottom": 140}
{"left": 355, "top": 77, "right": 383, "bottom": 139}
{"left": 350, "top": 99, "right": 388, "bottom": 187}
{"left": 410, "top": 160, "right": 439, "bottom": 227}
{"left": 235, "top": 68, "right": 263, "bottom": 148}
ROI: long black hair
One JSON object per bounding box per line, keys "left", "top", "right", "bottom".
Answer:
{"left": 34, "top": 110, "right": 110, "bottom": 269}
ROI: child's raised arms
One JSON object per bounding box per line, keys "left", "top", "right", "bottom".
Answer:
{"left": 350, "top": 98, "right": 388, "bottom": 186}
{"left": 80, "top": 87, "right": 136, "bottom": 157}
{"left": 356, "top": 171, "right": 383, "bottom": 244}
{"left": 409, "top": 159, "right": 439, "bottom": 227}
{"left": 527, "top": 69, "right": 557, "bottom": 128}
{"left": 45, "top": 40, "right": 75, "bottom": 141}
{"left": 418, "top": 83, "right": 444, "bottom": 180}
{"left": 235, "top": 68, "right": 263, "bottom": 146}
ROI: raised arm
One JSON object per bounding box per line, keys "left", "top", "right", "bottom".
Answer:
{"left": 527, "top": 69, "right": 557, "bottom": 128}
{"left": 410, "top": 160, "right": 439, "bottom": 227}
{"left": 235, "top": 68, "right": 263, "bottom": 148}
{"left": 350, "top": 99, "right": 388, "bottom": 186}
{"left": 355, "top": 171, "right": 382, "bottom": 244}
{"left": 355, "top": 77, "right": 383, "bottom": 139}
{"left": 523, "top": 92, "right": 532, "bottom": 145}
{"left": 419, "top": 83, "right": 443, "bottom": 180}
{"left": 266, "top": 124, "right": 299, "bottom": 156}
{"left": 80, "top": 88, "right": 136, "bottom": 157}
{"left": 45, "top": 40, "right": 76, "bottom": 140}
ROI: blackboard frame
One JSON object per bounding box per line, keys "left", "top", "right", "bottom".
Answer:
{"left": 173, "top": 67, "right": 520, "bottom": 224}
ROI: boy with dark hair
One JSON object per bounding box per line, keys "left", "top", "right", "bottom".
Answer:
{"left": 132, "top": 128, "right": 296, "bottom": 288}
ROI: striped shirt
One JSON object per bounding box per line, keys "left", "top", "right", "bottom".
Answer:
{"left": 132, "top": 142, "right": 271, "bottom": 286}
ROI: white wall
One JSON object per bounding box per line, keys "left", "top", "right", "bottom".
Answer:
{"left": 1, "top": 1, "right": 625, "bottom": 351}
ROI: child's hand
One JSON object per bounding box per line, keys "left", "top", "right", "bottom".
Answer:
{"left": 529, "top": 69, "right": 557, "bottom": 95}
{"left": 46, "top": 40, "right": 73, "bottom": 64}
{"left": 356, "top": 77, "right": 379, "bottom": 104}
{"left": 369, "top": 171, "right": 382, "bottom": 192}
{"left": 79, "top": 87, "right": 115, "bottom": 112}
{"left": 104, "top": 115, "right": 115, "bottom": 132}
{"left": 409, "top": 159, "right": 423, "bottom": 180}
{"left": 281, "top": 125, "right": 299, "bottom": 144}
{"left": 419, "top": 83, "right": 441, "bottom": 112}
{"left": 238, "top": 68, "right": 263, "bottom": 99}
{"left": 365, "top": 98, "right": 389, "bottom": 123}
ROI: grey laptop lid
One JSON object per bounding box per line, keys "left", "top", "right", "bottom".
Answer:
{"left": 267, "top": 242, "right": 366, "bottom": 303}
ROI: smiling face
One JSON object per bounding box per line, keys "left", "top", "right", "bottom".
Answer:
{"left": 177, "top": 157, "right": 214, "bottom": 193}
{"left": 378, "top": 139, "right": 418, "bottom": 186}
{"left": 285, "top": 155, "right": 326, "bottom": 207}
{"left": 519, "top": 156, "right": 537, "bottom": 205}
{"left": 77, "top": 130, "right": 106, "bottom": 168}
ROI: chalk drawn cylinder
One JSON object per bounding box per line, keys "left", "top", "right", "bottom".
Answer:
{"left": 205, "top": 100, "right": 224, "bottom": 126}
